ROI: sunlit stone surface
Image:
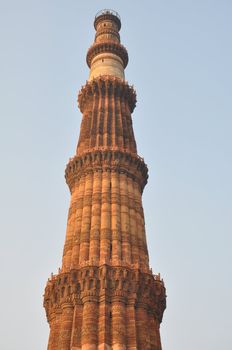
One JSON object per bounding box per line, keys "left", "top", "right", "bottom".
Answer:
{"left": 44, "top": 9, "right": 166, "bottom": 350}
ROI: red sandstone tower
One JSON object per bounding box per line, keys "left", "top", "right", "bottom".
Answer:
{"left": 44, "top": 10, "right": 166, "bottom": 350}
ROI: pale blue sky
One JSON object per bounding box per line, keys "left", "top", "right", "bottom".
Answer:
{"left": 0, "top": 1, "right": 231, "bottom": 349}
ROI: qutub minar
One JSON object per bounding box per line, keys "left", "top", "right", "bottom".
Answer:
{"left": 44, "top": 9, "right": 166, "bottom": 350}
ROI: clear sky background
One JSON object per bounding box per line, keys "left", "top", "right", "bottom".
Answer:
{"left": 0, "top": 1, "right": 231, "bottom": 349}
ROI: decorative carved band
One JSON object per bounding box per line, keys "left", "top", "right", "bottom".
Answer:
{"left": 44, "top": 265, "right": 166, "bottom": 323}
{"left": 65, "top": 150, "right": 148, "bottom": 193}
{"left": 78, "top": 76, "right": 136, "bottom": 113}
{"left": 95, "top": 28, "right": 120, "bottom": 42}
{"left": 86, "top": 42, "right": 128, "bottom": 68}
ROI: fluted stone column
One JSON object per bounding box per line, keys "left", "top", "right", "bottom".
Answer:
{"left": 136, "top": 303, "right": 149, "bottom": 349}
{"left": 120, "top": 173, "right": 131, "bottom": 263}
{"left": 112, "top": 296, "right": 126, "bottom": 350}
{"left": 47, "top": 312, "right": 56, "bottom": 350}
{"left": 111, "top": 171, "right": 122, "bottom": 263}
{"left": 126, "top": 299, "right": 137, "bottom": 350}
{"left": 133, "top": 180, "right": 149, "bottom": 270}
{"left": 98, "top": 294, "right": 111, "bottom": 349}
{"left": 115, "top": 91, "right": 123, "bottom": 148}
{"left": 81, "top": 296, "right": 98, "bottom": 350}
{"left": 69, "top": 185, "right": 80, "bottom": 270}
{"left": 148, "top": 311, "right": 158, "bottom": 350}
{"left": 62, "top": 190, "right": 78, "bottom": 271}
{"left": 52, "top": 309, "right": 62, "bottom": 350}
{"left": 89, "top": 171, "right": 102, "bottom": 262}
{"left": 75, "top": 175, "right": 86, "bottom": 266}
{"left": 70, "top": 301, "right": 83, "bottom": 350}
{"left": 100, "top": 171, "right": 111, "bottom": 262}
{"left": 59, "top": 303, "right": 74, "bottom": 350}
{"left": 128, "top": 178, "right": 139, "bottom": 264}
{"left": 80, "top": 173, "right": 93, "bottom": 262}
{"left": 96, "top": 87, "right": 104, "bottom": 147}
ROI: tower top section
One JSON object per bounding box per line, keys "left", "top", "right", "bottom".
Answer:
{"left": 87, "top": 9, "right": 128, "bottom": 81}
{"left": 94, "top": 9, "right": 121, "bottom": 31}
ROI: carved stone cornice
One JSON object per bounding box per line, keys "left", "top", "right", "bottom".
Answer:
{"left": 65, "top": 150, "right": 148, "bottom": 193}
{"left": 87, "top": 42, "right": 128, "bottom": 68}
{"left": 81, "top": 293, "right": 98, "bottom": 303}
{"left": 78, "top": 76, "right": 136, "bottom": 113}
{"left": 62, "top": 301, "right": 73, "bottom": 309}
{"left": 95, "top": 28, "right": 120, "bottom": 42}
{"left": 44, "top": 265, "right": 166, "bottom": 323}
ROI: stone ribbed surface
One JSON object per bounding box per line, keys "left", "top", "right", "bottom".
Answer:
{"left": 44, "top": 266, "right": 166, "bottom": 349}
{"left": 77, "top": 77, "right": 136, "bottom": 155}
{"left": 44, "top": 9, "right": 166, "bottom": 350}
{"left": 87, "top": 43, "right": 128, "bottom": 69}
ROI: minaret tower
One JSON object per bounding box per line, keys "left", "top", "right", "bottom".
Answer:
{"left": 44, "top": 10, "right": 166, "bottom": 350}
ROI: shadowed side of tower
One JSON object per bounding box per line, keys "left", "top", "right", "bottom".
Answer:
{"left": 44, "top": 10, "right": 166, "bottom": 350}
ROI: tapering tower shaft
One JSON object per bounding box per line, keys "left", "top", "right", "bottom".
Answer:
{"left": 44, "top": 10, "right": 166, "bottom": 350}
